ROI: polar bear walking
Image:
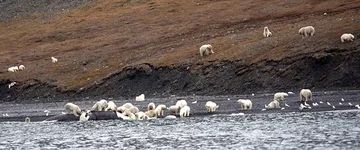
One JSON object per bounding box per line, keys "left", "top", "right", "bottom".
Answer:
{"left": 179, "top": 106, "right": 190, "bottom": 118}
{"left": 237, "top": 99, "right": 252, "bottom": 110}
{"left": 91, "top": 99, "right": 108, "bottom": 111}
{"left": 205, "top": 101, "right": 219, "bottom": 112}
{"left": 199, "top": 44, "right": 214, "bottom": 57}
{"left": 64, "top": 103, "right": 82, "bottom": 116}
{"left": 300, "top": 89, "right": 312, "bottom": 102}
{"left": 299, "top": 26, "right": 315, "bottom": 38}
{"left": 341, "top": 33, "right": 355, "bottom": 42}
{"left": 263, "top": 27, "right": 272, "bottom": 38}
{"left": 274, "top": 92, "right": 289, "bottom": 101}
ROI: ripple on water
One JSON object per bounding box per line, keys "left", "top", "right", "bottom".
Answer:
{"left": 0, "top": 110, "right": 359, "bottom": 149}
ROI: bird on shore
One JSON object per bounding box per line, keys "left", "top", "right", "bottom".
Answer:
{"left": 339, "top": 102, "right": 343, "bottom": 105}
{"left": 281, "top": 107, "right": 285, "bottom": 110}
{"left": 191, "top": 101, "right": 197, "bottom": 104}
{"left": 312, "top": 102, "right": 319, "bottom": 107}
{"left": 285, "top": 103, "right": 290, "bottom": 107}
{"left": 332, "top": 106, "right": 336, "bottom": 109}
{"left": 287, "top": 91, "right": 294, "bottom": 95}
{"left": 319, "top": 101, "right": 324, "bottom": 104}
{"left": 341, "top": 98, "right": 345, "bottom": 102}
{"left": 349, "top": 103, "right": 353, "bottom": 106}
{"left": 327, "top": 102, "right": 331, "bottom": 106}
{"left": 261, "top": 108, "right": 266, "bottom": 111}
{"left": 355, "top": 105, "right": 360, "bottom": 109}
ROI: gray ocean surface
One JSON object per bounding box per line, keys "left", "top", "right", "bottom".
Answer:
{"left": 0, "top": 110, "right": 359, "bottom": 150}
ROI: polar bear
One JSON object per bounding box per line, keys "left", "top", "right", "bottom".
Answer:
{"left": 179, "top": 106, "right": 190, "bottom": 118}
{"left": 199, "top": 44, "right": 214, "bottom": 57}
{"left": 237, "top": 99, "right": 252, "bottom": 110}
{"left": 263, "top": 27, "right": 272, "bottom": 38}
{"left": 300, "top": 89, "right": 312, "bottom": 102}
{"left": 79, "top": 112, "right": 90, "bottom": 121}
{"left": 135, "top": 111, "right": 149, "bottom": 120}
{"left": 122, "top": 103, "right": 134, "bottom": 109}
{"left": 64, "top": 103, "right": 82, "bottom": 116}
{"left": 265, "top": 100, "right": 280, "bottom": 109}
{"left": 274, "top": 92, "right": 289, "bottom": 101}
{"left": 105, "top": 101, "right": 117, "bottom": 111}
{"left": 135, "top": 94, "right": 145, "bottom": 101}
{"left": 129, "top": 106, "right": 139, "bottom": 114}
{"left": 147, "top": 102, "right": 156, "bottom": 111}
{"left": 168, "top": 105, "right": 181, "bottom": 115}
{"left": 341, "top": 33, "right": 355, "bottom": 42}
{"left": 91, "top": 99, "right": 108, "bottom": 111}
{"left": 145, "top": 110, "right": 157, "bottom": 118}
{"left": 154, "top": 104, "right": 167, "bottom": 117}
{"left": 299, "top": 26, "right": 315, "bottom": 38}
{"left": 205, "top": 101, "right": 219, "bottom": 112}
{"left": 176, "top": 99, "right": 187, "bottom": 108}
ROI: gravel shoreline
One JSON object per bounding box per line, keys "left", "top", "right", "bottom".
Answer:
{"left": 1, "top": 90, "right": 359, "bottom": 122}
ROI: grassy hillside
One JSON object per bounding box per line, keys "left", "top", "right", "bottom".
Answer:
{"left": 0, "top": 0, "right": 360, "bottom": 100}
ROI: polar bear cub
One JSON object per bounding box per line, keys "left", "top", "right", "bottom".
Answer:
{"left": 205, "top": 101, "right": 219, "bottom": 112}
{"left": 300, "top": 89, "right": 312, "bottom": 102}
{"left": 105, "top": 101, "right": 117, "bottom": 111}
{"left": 154, "top": 104, "right": 167, "bottom": 117}
{"left": 64, "top": 103, "right": 82, "bottom": 116}
{"left": 263, "top": 27, "right": 272, "bottom": 38}
{"left": 341, "top": 33, "right": 355, "bottom": 42}
{"left": 237, "top": 99, "right": 252, "bottom": 110}
{"left": 199, "top": 44, "right": 214, "bottom": 57}
{"left": 299, "top": 26, "right": 315, "bottom": 38}
{"left": 179, "top": 106, "right": 190, "bottom": 118}
{"left": 91, "top": 99, "right": 108, "bottom": 111}
{"left": 274, "top": 92, "right": 289, "bottom": 101}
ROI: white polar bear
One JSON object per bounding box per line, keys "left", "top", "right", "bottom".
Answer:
{"left": 129, "top": 106, "right": 139, "bottom": 114}
{"left": 199, "top": 44, "right": 214, "bottom": 57}
{"left": 154, "top": 104, "right": 167, "bottom": 117}
{"left": 144, "top": 110, "right": 157, "bottom": 118}
{"left": 265, "top": 100, "right": 280, "bottom": 109}
{"left": 205, "top": 101, "right": 219, "bottom": 112}
{"left": 18, "top": 65, "right": 25, "bottom": 71}
{"left": 79, "top": 112, "right": 90, "bottom": 121}
{"left": 7, "top": 66, "right": 19, "bottom": 72}
{"left": 105, "top": 101, "right": 117, "bottom": 111}
{"left": 299, "top": 26, "right": 315, "bottom": 38}
{"left": 135, "top": 111, "right": 149, "bottom": 120}
{"left": 263, "top": 27, "right": 272, "bottom": 38}
{"left": 176, "top": 99, "right": 187, "bottom": 108}
{"left": 237, "top": 99, "right": 252, "bottom": 110}
{"left": 64, "top": 103, "right": 82, "bottom": 116}
{"left": 168, "top": 105, "right": 181, "bottom": 115}
{"left": 274, "top": 92, "right": 289, "bottom": 101}
{"left": 122, "top": 103, "right": 134, "bottom": 109}
{"left": 91, "top": 99, "right": 108, "bottom": 111}
{"left": 135, "top": 94, "right": 145, "bottom": 101}
{"left": 300, "top": 89, "right": 312, "bottom": 102}
{"left": 179, "top": 106, "right": 190, "bottom": 118}
{"left": 341, "top": 33, "right": 355, "bottom": 42}
{"left": 147, "top": 102, "right": 156, "bottom": 111}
